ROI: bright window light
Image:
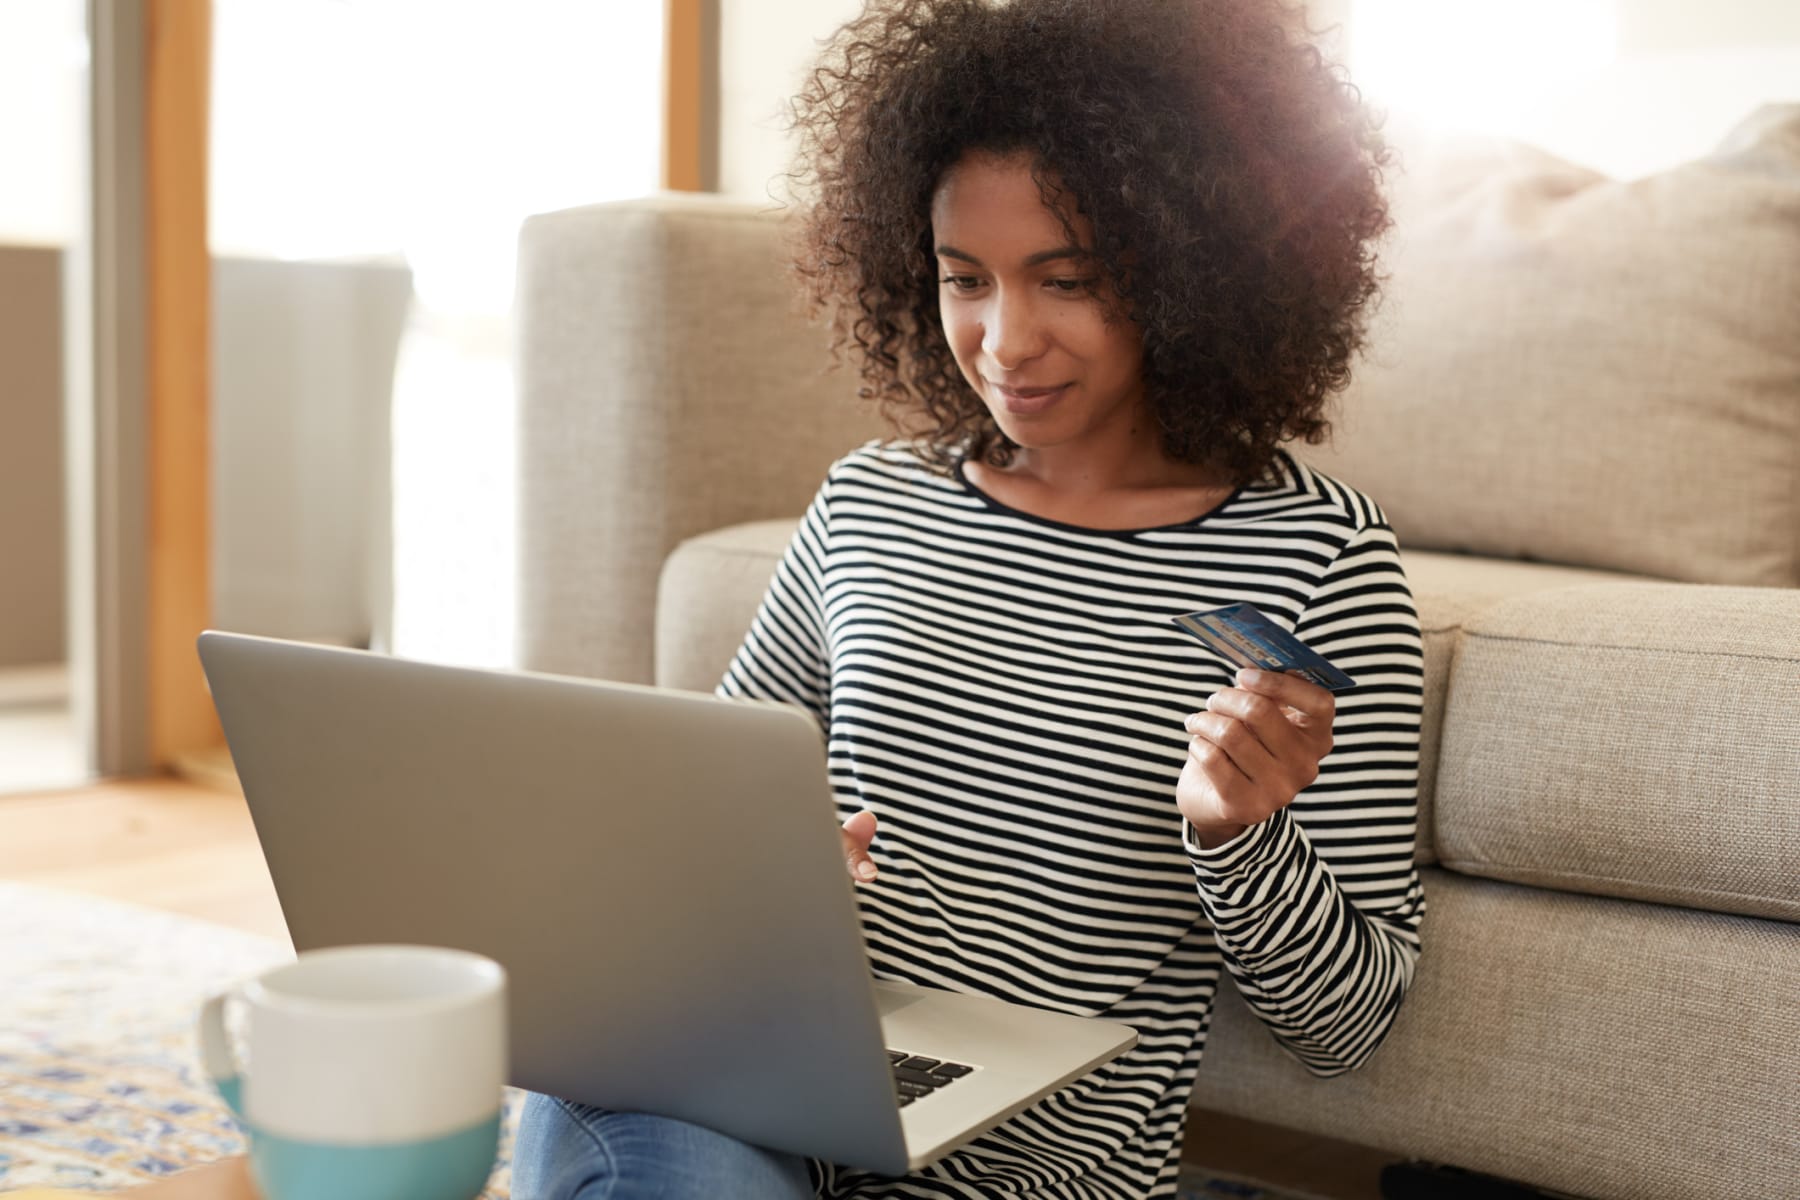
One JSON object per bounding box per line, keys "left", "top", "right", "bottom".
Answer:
{"left": 1349, "top": 0, "right": 1619, "bottom": 140}
{"left": 213, "top": 1, "right": 664, "bottom": 670}
{"left": 212, "top": 0, "right": 663, "bottom": 317}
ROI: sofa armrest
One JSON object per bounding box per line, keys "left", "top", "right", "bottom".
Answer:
{"left": 514, "top": 193, "right": 886, "bottom": 683}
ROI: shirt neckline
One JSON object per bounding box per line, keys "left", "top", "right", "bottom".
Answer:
{"left": 951, "top": 457, "right": 1249, "bottom": 537}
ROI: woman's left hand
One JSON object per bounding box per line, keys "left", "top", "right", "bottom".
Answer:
{"left": 1178, "top": 668, "right": 1336, "bottom": 850}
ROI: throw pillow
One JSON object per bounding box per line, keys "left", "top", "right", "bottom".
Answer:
{"left": 1304, "top": 104, "right": 1800, "bottom": 586}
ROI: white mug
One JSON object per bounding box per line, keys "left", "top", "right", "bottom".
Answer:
{"left": 199, "top": 944, "right": 507, "bottom": 1200}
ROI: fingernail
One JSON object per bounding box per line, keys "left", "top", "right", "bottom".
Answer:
{"left": 856, "top": 861, "right": 877, "bottom": 881}
{"left": 1239, "top": 669, "right": 1264, "bottom": 686}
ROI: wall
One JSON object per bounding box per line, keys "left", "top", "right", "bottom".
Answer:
{"left": 716, "top": 0, "right": 1800, "bottom": 198}
{"left": 0, "top": 247, "right": 67, "bottom": 667}
{"left": 0, "top": 3, "right": 82, "bottom": 668}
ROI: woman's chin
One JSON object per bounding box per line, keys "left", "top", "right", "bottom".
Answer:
{"left": 987, "top": 407, "right": 1067, "bottom": 449}
{"left": 994, "top": 422, "right": 1057, "bottom": 453}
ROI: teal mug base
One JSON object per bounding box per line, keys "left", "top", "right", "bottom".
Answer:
{"left": 245, "top": 1111, "right": 501, "bottom": 1200}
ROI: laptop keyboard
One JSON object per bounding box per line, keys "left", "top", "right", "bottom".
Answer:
{"left": 886, "top": 1049, "right": 976, "bottom": 1107}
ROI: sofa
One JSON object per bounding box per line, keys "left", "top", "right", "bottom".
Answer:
{"left": 511, "top": 106, "right": 1800, "bottom": 1199}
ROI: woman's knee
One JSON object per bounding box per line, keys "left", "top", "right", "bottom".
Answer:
{"left": 512, "top": 1091, "right": 616, "bottom": 1199}
{"left": 511, "top": 1091, "right": 813, "bottom": 1200}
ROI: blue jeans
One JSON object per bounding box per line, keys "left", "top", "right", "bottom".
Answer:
{"left": 511, "top": 1091, "right": 816, "bottom": 1199}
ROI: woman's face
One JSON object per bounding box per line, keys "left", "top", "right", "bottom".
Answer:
{"left": 930, "top": 151, "right": 1147, "bottom": 459}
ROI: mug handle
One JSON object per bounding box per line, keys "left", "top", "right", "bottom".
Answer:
{"left": 198, "top": 990, "right": 247, "bottom": 1122}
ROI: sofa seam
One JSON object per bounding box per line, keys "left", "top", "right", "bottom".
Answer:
{"left": 1441, "top": 855, "right": 1796, "bottom": 909}
{"left": 1459, "top": 629, "right": 1800, "bottom": 666}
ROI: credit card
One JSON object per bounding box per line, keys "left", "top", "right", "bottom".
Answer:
{"left": 1171, "top": 603, "right": 1356, "bottom": 692}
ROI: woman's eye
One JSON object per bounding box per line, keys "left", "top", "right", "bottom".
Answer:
{"left": 1048, "top": 277, "right": 1095, "bottom": 294}
{"left": 939, "top": 275, "right": 981, "bottom": 292}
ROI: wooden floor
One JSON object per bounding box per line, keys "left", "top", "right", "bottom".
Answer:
{"left": 0, "top": 773, "right": 1393, "bottom": 1199}
{"left": 0, "top": 772, "right": 291, "bottom": 947}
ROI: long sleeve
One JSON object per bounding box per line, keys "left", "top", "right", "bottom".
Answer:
{"left": 715, "top": 468, "right": 835, "bottom": 729}
{"left": 1184, "top": 519, "right": 1427, "bottom": 1076}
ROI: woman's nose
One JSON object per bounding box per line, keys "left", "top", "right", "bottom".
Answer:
{"left": 981, "top": 289, "right": 1047, "bottom": 370}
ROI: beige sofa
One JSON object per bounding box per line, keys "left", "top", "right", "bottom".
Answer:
{"left": 512, "top": 107, "right": 1800, "bottom": 1199}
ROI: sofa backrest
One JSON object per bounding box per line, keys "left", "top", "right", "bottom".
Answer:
{"left": 1302, "top": 103, "right": 1800, "bottom": 587}
{"left": 514, "top": 196, "right": 887, "bottom": 685}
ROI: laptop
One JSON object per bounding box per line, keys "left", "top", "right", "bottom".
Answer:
{"left": 196, "top": 631, "right": 1136, "bottom": 1176}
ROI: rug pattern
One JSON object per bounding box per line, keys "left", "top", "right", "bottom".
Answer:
{"left": 0, "top": 882, "right": 1311, "bottom": 1199}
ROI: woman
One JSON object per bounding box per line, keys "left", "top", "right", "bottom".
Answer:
{"left": 514, "top": 0, "right": 1424, "bottom": 1196}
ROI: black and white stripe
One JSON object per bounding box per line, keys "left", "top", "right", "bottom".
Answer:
{"left": 720, "top": 441, "right": 1426, "bottom": 1199}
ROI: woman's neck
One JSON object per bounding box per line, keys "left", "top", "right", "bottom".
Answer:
{"left": 964, "top": 449, "right": 1234, "bottom": 531}
{"left": 1000, "top": 436, "right": 1227, "bottom": 497}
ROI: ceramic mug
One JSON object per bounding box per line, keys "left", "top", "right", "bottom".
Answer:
{"left": 199, "top": 944, "right": 507, "bottom": 1200}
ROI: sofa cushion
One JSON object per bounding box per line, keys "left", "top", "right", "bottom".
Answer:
{"left": 656, "top": 519, "right": 801, "bottom": 697}
{"left": 1435, "top": 582, "right": 1800, "bottom": 921}
{"left": 1392, "top": 550, "right": 1640, "bottom": 864}
{"left": 1189, "top": 868, "right": 1800, "bottom": 1200}
{"left": 1302, "top": 104, "right": 1800, "bottom": 587}
{"left": 657, "top": 523, "right": 1635, "bottom": 867}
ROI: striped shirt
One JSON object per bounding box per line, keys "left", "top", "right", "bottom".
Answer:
{"left": 718, "top": 440, "right": 1426, "bottom": 1199}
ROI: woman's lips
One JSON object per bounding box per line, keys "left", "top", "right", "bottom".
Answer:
{"left": 990, "top": 381, "right": 1070, "bottom": 416}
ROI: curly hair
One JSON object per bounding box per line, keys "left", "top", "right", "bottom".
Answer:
{"left": 786, "top": 0, "right": 1391, "bottom": 485}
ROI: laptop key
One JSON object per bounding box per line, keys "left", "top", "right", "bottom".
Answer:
{"left": 886, "top": 1048, "right": 976, "bottom": 1102}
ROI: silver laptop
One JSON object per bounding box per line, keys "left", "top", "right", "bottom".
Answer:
{"left": 197, "top": 631, "right": 1135, "bottom": 1176}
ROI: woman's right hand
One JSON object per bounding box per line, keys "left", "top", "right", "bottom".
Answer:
{"left": 842, "top": 809, "right": 879, "bottom": 882}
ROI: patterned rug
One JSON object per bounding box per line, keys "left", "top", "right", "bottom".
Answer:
{"left": 0, "top": 882, "right": 1315, "bottom": 1199}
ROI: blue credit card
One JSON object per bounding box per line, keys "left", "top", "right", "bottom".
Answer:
{"left": 1171, "top": 603, "right": 1356, "bottom": 692}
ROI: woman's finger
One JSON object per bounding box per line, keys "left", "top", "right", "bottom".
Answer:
{"left": 1205, "top": 674, "right": 1333, "bottom": 759}
{"left": 841, "top": 809, "right": 879, "bottom": 881}
{"left": 1183, "top": 710, "right": 1276, "bottom": 779}
{"left": 1186, "top": 732, "right": 1256, "bottom": 822}
{"left": 1235, "top": 668, "right": 1335, "bottom": 731}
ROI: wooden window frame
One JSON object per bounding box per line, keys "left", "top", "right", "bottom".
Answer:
{"left": 72, "top": 0, "right": 216, "bottom": 777}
